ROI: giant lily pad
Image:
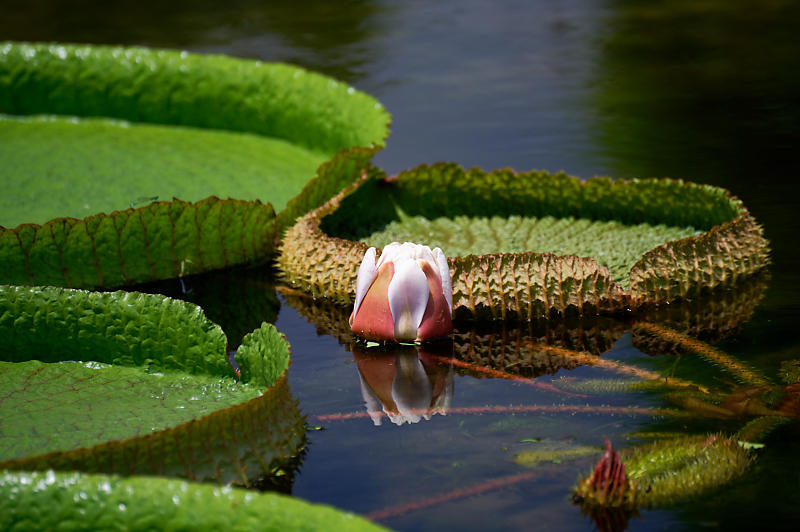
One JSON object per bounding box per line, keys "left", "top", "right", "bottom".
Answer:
{"left": 0, "top": 285, "right": 304, "bottom": 486}
{"left": 278, "top": 163, "right": 769, "bottom": 319}
{"left": 0, "top": 470, "right": 387, "bottom": 531}
{"left": 0, "top": 42, "right": 390, "bottom": 288}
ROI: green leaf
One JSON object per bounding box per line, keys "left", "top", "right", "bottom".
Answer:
{"left": 0, "top": 285, "right": 304, "bottom": 486}
{"left": 0, "top": 470, "right": 388, "bottom": 531}
{"left": 514, "top": 441, "right": 598, "bottom": 467}
{"left": 624, "top": 435, "right": 753, "bottom": 507}
{"left": 280, "top": 162, "right": 769, "bottom": 318}
{"left": 573, "top": 435, "right": 754, "bottom": 512}
{"left": 359, "top": 213, "right": 701, "bottom": 288}
{"left": 0, "top": 360, "right": 261, "bottom": 462}
{"left": 737, "top": 441, "right": 765, "bottom": 450}
{"left": 0, "top": 115, "right": 329, "bottom": 229}
{"left": 0, "top": 42, "right": 390, "bottom": 288}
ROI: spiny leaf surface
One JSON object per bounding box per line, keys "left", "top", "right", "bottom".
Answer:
{"left": 284, "top": 162, "right": 768, "bottom": 316}
{"left": 361, "top": 214, "right": 700, "bottom": 288}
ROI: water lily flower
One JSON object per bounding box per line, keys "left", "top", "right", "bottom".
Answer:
{"left": 350, "top": 242, "right": 453, "bottom": 342}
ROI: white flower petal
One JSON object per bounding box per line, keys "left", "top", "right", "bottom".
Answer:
{"left": 387, "top": 259, "right": 430, "bottom": 341}
{"left": 352, "top": 247, "right": 377, "bottom": 319}
{"left": 376, "top": 242, "right": 401, "bottom": 268}
{"left": 432, "top": 247, "right": 452, "bottom": 314}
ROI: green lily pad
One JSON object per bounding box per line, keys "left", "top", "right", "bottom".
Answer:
{"left": 278, "top": 163, "right": 769, "bottom": 319}
{"left": 0, "top": 470, "right": 387, "bottom": 531}
{"left": 0, "top": 114, "right": 328, "bottom": 228}
{"left": 0, "top": 285, "right": 304, "bottom": 486}
{"left": 578, "top": 435, "right": 753, "bottom": 508}
{"left": 0, "top": 42, "right": 390, "bottom": 288}
{"left": 360, "top": 213, "right": 702, "bottom": 289}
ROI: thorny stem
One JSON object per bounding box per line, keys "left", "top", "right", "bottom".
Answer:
{"left": 634, "top": 322, "right": 768, "bottom": 387}
{"left": 428, "top": 354, "right": 588, "bottom": 398}
{"left": 313, "top": 404, "right": 690, "bottom": 423}
{"left": 367, "top": 469, "right": 546, "bottom": 521}
{"left": 528, "top": 341, "right": 709, "bottom": 393}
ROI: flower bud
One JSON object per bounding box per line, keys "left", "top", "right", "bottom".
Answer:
{"left": 350, "top": 242, "right": 453, "bottom": 342}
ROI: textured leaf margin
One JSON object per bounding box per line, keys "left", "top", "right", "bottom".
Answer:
{"left": 0, "top": 197, "right": 277, "bottom": 289}
{"left": 278, "top": 163, "right": 769, "bottom": 318}
{"left": 574, "top": 435, "right": 753, "bottom": 509}
{"left": 0, "top": 41, "right": 389, "bottom": 155}
{"left": 0, "top": 284, "right": 229, "bottom": 375}
{"left": 0, "top": 470, "right": 387, "bottom": 531}
{"left": 0, "top": 41, "right": 390, "bottom": 288}
{"left": 0, "top": 286, "right": 305, "bottom": 486}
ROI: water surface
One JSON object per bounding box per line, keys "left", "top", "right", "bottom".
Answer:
{"left": 4, "top": 1, "right": 800, "bottom": 530}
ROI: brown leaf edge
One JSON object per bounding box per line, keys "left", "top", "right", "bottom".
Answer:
{"left": 278, "top": 163, "right": 770, "bottom": 319}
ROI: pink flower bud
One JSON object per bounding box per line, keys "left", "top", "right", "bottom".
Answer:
{"left": 350, "top": 242, "right": 453, "bottom": 342}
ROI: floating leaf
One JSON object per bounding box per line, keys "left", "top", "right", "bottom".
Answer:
{"left": 0, "top": 42, "right": 390, "bottom": 288}
{"left": 514, "top": 442, "right": 598, "bottom": 467}
{"left": 279, "top": 163, "right": 769, "bottom": 319}
{"left": 575, "top": 435, "right": 753, "bottom": 510}
{"left": 0, "top": 285, "right": 304, "bottom": 486}
{"left": 361, "top": 213, "right": 701, "bottom": 289}
{"left": 0, "top": 470, "right": 387, "bottom": 531}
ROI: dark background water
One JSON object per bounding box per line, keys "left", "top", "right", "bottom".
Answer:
{"left": 3, "top": 1, "right": 800, "bottom": 530}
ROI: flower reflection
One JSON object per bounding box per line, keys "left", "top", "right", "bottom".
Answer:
{"left": 352, "top": 342, "right": 454, "bottom": 426}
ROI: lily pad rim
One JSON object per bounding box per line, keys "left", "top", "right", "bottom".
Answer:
{"left": 307, "top": 163, "right": 758, "bottom": 283}
{"left": 0, "top": 285, "right": 293, "bottom": 473}
{"left": 277, "top": 161, "right": 769, "bottom": 316}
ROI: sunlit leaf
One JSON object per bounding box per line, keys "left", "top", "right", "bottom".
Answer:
{"left": 574, "top": 435, "right": 753, "bottom": 510}
{"left": 0, "top": 285, "right": 304, "bottom": 486}
{"left": 0, "top": 470, "right": 387, "bottom": 531}
{"left": 0, "top": 42, "right": 390, "bottom": 288}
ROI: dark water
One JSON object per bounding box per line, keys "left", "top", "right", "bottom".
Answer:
{"left": 4, "top": 1, "right": 800, "bottom": 530}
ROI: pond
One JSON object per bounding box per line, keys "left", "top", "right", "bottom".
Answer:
{"left": 3, "top": 0, "right": 800, "bottom": 530}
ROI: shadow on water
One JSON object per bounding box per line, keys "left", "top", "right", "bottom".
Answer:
{"left": 132, "top": 265, "right": 280, "bottom": 350}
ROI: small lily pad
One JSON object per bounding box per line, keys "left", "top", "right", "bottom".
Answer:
{"left": 514, "top": 441, "right": 599, "bottom": 467}
{"left": 0, "top": 285, "right": 304, "bottom": 486}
